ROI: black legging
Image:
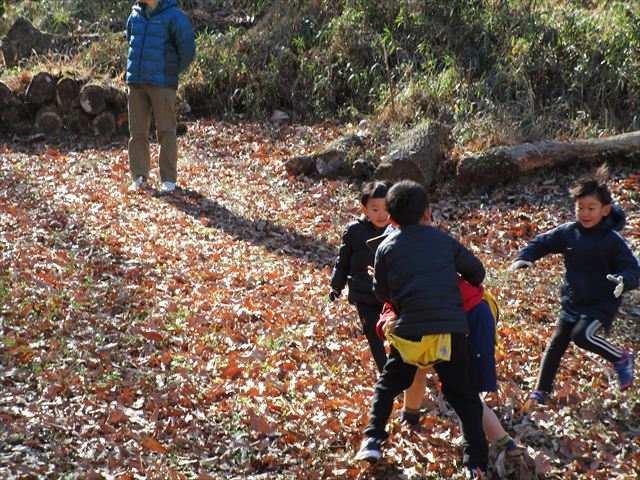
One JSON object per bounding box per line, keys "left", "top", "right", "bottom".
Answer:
{"left": 536, "top": 314, "right": 624, "bottom": 393}
{"left": 355, "top": 302, "right": 387, "bottom": 373}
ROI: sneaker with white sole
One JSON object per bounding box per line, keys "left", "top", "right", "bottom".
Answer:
{"left": 354, "top": 437, "right": 383, "bottom": 462}
{"left": 158, "top": 181, "right": 176, "bottom": 194}
{"left": 128, "top": 176, "right": 146, "bottom": 192}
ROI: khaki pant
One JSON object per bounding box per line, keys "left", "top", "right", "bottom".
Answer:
{"left": 128, "top": 84, "right": 178, "bottom": 183}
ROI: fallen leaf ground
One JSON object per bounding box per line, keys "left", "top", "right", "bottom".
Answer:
{"left": 0, "top": 122, "right": 639, "bottom": 480}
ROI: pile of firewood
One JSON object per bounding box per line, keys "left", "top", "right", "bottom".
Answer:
{"left": 0, "top": 72, "right": 128, "bottom": 137}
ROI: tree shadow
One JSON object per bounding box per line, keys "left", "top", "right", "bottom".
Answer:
{"left": 160, "top": 187, "right": 336, "bottom": 267}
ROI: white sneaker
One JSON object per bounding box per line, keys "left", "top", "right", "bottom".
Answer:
{"left": 159, "top": 181, "right": 176, "bottom": 194}
{"left": 128, "top": 176, "right": 146, "bottom": 192}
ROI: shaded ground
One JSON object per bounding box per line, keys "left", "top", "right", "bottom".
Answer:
{"left": 0, "top": 122, "right": 639, "bottom": 479}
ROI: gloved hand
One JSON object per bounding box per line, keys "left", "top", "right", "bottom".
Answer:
{"left": 508, "top": 260, "right": 533, "bottom": 272}
{"left": 328, "top": 290, "right": 340, "bottom": 302}
{"left": 606, "top": 274, "right": 624, "bottom": 298}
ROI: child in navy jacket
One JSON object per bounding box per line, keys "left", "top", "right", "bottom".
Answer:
{"left": 509, "top": 165, "right": 639, "bottom": 405}
{"left": 329, "top": 181, "right": 392, "bottom": 373}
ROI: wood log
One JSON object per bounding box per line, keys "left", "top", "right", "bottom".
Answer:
{"left": 25, "top": 71, "right": 58, "bottom": 107}
{"left": 34, "top": 106, "right": 63, "bottom": 135}
{"left": 79, "top": 84, "right": 106, "bottom": 115}
{"left": 457, "top": 131, "right": 640, "bottom": 190}
{"left": 104, "top": 85, "right": 128, "bottom": 112}
{"left": 374, "top": 122, "right": 450, "bottom": 187}
{"left": 64, "top": 109, "right": 92, "bottom": 135}
{"left": 55, "top": 77, "right": 79, "bottom": 112}
{"left": 1, "top": 97, "right": 33, "bottom": 134}
{"left": 92, "top": 111, "right": 116, "bottom": 136}
{"left": 0, "top": 81, "right": 14, "bottom": 109}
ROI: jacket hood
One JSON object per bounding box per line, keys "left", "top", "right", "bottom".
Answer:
{"left": 603, "top": 204, "right": 626, "bottom": 231}
{"left": 134, "top": 0, "right": 177, "bottom": 14}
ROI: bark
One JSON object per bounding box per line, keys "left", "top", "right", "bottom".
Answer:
{"left": 92, "top": 111, "right": 116, "bottom": 136}
{"left": 65, "top": 109, "right": 92, "bottom": 136}
{"left": 79, "top": 84, "right": 106, "bottom": 115}
{"left": 374, "top": 122, "right": 450, "bottom": 187}
{"left": 34, "top": 106, "right": 63, "bottom": 135}
{"left": 55, "top": 77, "right": 79, "bottom": 112}
{"left": 25, "top": 72, "right": 58, "bottom": 107}
{"left": 0, "top": 81, "right": 14, "bottom": 109}
{"left": 456, "top": 131, "right": 640, "bottom": 190}
{"left": 1, "top": 97, "right": 32, "bottom": 135}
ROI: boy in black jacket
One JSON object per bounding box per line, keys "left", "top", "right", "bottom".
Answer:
{"left": 330, "top": 181, "right": 392, "bottom": 372}
{"left": 509, "top": 165, "right": 639, "bottom": 405}
{"left": 355, "top": 180, "right": 489, "bottom": 479}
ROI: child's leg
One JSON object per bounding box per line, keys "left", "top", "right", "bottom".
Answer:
{"left": 535, "top": 318, "right": 573, "bottom": 393}
{"left": 404, "top": 368, "right": 427, "bottom": 410}
{"left": 433, "top": 334, "right": 488, "bottom": 470}
{"left": 356, "top": 303, "right": 388, "bottom": 373}
{"left": 570, "top": 316, "right": 624, "bottom": 362}
{"left": 402, "top": 368, "right": 428, "bottom": 424}
{"left": 481, "top": 403, "right": 506, "bottom": 443}
{"left": 363, "top": 346, "right": 417, "bottom": 441}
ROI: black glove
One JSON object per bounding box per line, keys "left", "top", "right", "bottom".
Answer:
{"left": 328, "top": 290, "right": 340, "bottom": 302}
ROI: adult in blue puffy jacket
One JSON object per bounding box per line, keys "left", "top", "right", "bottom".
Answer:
{"left": 509, "top": 165, "right": 639, "bottom": 406}
{"left": 126, "top": 0, "right": 195, "bottom": 194}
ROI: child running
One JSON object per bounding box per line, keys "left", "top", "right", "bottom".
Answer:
{"left": 508, "top": 165, "right": 639, "bottom": 406}
{"left": 355, "top": 180, "right": 489, "bottom": 479}
{"left": 376, "top": 277, "right": 522, "bottom": 460}
{"left": 329, "top": 181, "right": 392, "bottom": 373}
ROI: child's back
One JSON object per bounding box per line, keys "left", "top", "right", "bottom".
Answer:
{"left": 375, "top": 223, "right": 485, "bottom": 337}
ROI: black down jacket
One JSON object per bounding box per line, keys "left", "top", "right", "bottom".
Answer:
{"left": 330, "top": 218, "right": 386, "bottom": 305}
{"left": 373, "top": 223, "right": 485, "bottom": 337}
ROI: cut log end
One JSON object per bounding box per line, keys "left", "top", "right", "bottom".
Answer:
{"left": 79, "top": 84, "right": 106, "bottom": 115}
{"left": 92, "top": 111, "right": 116, "bottom": 136}
{"left": 34, "top": 109, "right": 63, "bottom": 135}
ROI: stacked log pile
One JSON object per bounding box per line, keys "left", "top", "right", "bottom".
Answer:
{"left": 0, "top": 73, "right": 128, "bottom": 137}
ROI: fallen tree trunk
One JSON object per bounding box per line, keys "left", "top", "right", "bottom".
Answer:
{"left": 56, "top": 77, "right": 79, "bottom": 112}
{"left": 65, "top": 109, "right": 92, "bottom": 135}
{"left": 34, "top": 106, "right": 63, "bottom": 135}
{"left": 0, "top": 81, "right": 13, "bottom": 108}
{"left": 92, "top": 111, "right": 116, "bottom": 136}
{"left": 25, "top": 71, "right": 58, "bottom": 107}
{"left": 79, "top": 83, "right": 106, "bottom": 115}
{"left": 2, "top": 97, "right": 32, "bottom": 135}
{"left": 374, "top": 122, "right": 450, "bottom": 187}
{"left": 457, "top": 131, "right": 640, "bottom": 190}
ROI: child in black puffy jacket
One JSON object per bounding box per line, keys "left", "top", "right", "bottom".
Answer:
{"left": 329, "top": 181, "right": 392, "bottom": 373}
{"left": 509, "top": 165, "right": 640, "bottom": 406}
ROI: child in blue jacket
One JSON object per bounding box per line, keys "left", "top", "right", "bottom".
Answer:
{"left": 509, "top": 165, "right": 639, "bottom": 405}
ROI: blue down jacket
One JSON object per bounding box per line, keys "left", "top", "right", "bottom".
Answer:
{"left": 126, "top": 0, "right": 196, "bottom": 90}
{"left": 515, "top": 205, "right": 640, "bottom": 326}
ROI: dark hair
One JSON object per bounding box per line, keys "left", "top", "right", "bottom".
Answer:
{"left": 570, "top": 164, "right": 612, "bottom": 205}
{"left": 385, "top": 180, "right": 429, "bottom": 225}
{"left": 360, "top": 180, "right": 393, "bottom": 206}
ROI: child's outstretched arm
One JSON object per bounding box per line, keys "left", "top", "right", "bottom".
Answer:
{"left": 508, "top": 224, "right": 568, "bottom": 270}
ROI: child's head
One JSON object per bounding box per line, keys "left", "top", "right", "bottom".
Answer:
{"left": 385, "top": 180, "right": 431, "bottom": 226}
{"left": 570, "top": 164, "right": 612, "bottom": 228}
{"left": 360, "top": 181, "right": 392, "bottom": 229}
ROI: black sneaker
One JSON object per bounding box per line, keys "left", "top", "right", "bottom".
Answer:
{"left": 355, "top": 437, "right": 383, "bottom": 462}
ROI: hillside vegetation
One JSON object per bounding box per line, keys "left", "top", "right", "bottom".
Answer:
{"left": 2, "top": 1, "right": 640, "bottom": 151}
